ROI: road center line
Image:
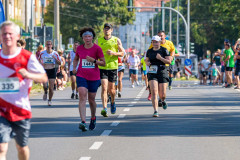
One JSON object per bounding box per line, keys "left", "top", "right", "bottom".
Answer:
{"left": 100, "top": 130, "right": 112, "bottom": 136}
{"left": 89, "top": 142, "right": 103, "bottom": 150}
{"left": 79, "top": 157, "right": 91, "bottom": 160}
{"left": 110, "top": 121, "right": 120, "bottom": 126}
{"left": 123, "top": 108, "right": 130, "bottom": 111}
{"left": 131, "top": 101, "right": 137, "bottom": 104}
{"left": 118, "top": 114, "right": 126, "bottom": 118}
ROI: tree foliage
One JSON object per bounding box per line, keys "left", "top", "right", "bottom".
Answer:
{"left": 44, "top": 0, "right": 135, "bottom": 46}
{"left": 151, "top": 0, "right": 240, "bottom": 57}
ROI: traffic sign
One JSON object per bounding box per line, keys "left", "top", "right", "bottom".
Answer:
{"left": 185, "top": 65, "right": 192, "bottom": 76}
{"left": 68, "top": 44, "right": 73, "bottom": 50}
{"left": 184, "top": 59, "right": 192, "bottom": 66}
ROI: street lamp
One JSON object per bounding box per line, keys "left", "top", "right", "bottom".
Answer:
{"left": 41, "top": 0, "right": 46, "bottom": 46}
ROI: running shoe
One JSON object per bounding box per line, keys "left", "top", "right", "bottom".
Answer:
{"left": 169, "top": 86, "right": 172, "bottom": 90}
{"left": 234, "top": 86, "right": 240, "bottom": 89}
{"left": 136, "top": 81, "right": 139, "bottom": 86}
{"left": 101, "top": 108, "right": 108, "bottom": 117}
{"left": 43, "top": 93, "right": 47, "bottom": 101}
{"left": 111, "top": 102, "right": 116, "bottom": 114}
{"left": 75, "top": 94, "right": 79, "bottom": 99}
{"left": 158, "top": 99, "right": 163, "bottom": 107}
{"left": 118, "top": 92, "right": 121, "bottom": 98}
{"left": 162, "top": 101, "right": 168, "bottom": 110}
{"left": 225, "top": 84, "right": 231, "bottom": 88}
{"left": 131, "top": 84, "right": 134, "bottom": 88}
{"left": 48, "top": 100, "right": 52, "bottom": 106}
{"left": 153, "top": 111, "right": 159, "bottom": 117}
{"left": 147, "top": 93, "right": 151, "bottom": 101}
{"left": 89, "top": 117, "right": 96, "bottom": 130}
{"left": 71, "top": 93, "right": 75, "bottom": 99}
{"left": 79, "top": 122, "right": 88, "bottom": 132}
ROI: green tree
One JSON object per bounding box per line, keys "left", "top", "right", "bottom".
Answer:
{"left": 44, "top": 0, "right": 135, "bottom": 46}
{"left": 151, "top": 0, "right": 240, "bottom": 57}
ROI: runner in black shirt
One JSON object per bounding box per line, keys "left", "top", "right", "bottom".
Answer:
{"left": 145, "top": 36, "right": 171, "bottom": 117}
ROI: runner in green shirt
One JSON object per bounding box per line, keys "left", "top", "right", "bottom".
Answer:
{"left": 224, "top": 42, "right": 234, "bottom": 87}
{"left": 96, "top": 23, "right": 124, "bottom": 117}
{"left": 168, "top": 48, "right": 180, "bottom": 90}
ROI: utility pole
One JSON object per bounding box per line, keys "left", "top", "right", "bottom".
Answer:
{"left": 25, "top": 0, "right": 28, "bottom": 32}
{"left": 54, "top": 0, "right": 60, "bottom": 50}
{"left": 187, "top": 0, "right": 190, "bottom": 58}
{"left": 176, "top": 0, "right": 179, "bottom": 48}
{"left": 161, "top": 0, "right": 165, "bottom": 31}
{"left": 4, "top": 0, "right": 9, "bottom": 20}
{"left": 41, "top": 0, "right": 46, "bottom": 46}
{"left": 169, "top": 0, "right": 172, "bottom": 41}
{"left": 152, "top": 14, "right": 154, "bottom": 37}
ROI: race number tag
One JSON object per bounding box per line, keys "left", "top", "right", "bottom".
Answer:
{"left": 82, "top": 59, "right": 95, "bottom": 68}
{"left": 0, "top": 78, "right": 20, "bottom": 93}
{"left": 148, "top": 65, "right": 158, "bottom": 74}
{"left": 44, "top": 57, "right": 54, "bottom": 64}
{"left": 131, "top": 65, "right": 136, "bottom": 68}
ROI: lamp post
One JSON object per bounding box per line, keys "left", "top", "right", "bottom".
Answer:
{"left": 187, "top": 0, "right": 190, "bottom": 59}
{"left": 176, "top": 0, "right": 179, "bottom": 47}
{"left": 41, "top": 0, "right": 46, "bottom": 46}
{"left": 127, "top": 6, "right": 190, "bottom": 59}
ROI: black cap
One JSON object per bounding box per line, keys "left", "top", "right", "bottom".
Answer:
{"left": 104, "top": 23, "right": 112, "bottom": 28}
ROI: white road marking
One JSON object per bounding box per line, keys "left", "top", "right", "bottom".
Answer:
{"left": 123, "top": 108, "right": 130, "bottom": 111}
{"left": 128, "top": 104, "right": 134, "bottom": 107}
{"left": 110, "top": 121, "right": 120, "bottom": 126}
{"left": 89, "top": 142, "right": 103, "bottom": 150}
{"left": 100, "top": 130, "right": 112, "bottom": 136}
{"left": 79, "top": 157, "right": 91, "bottom": 160}
{"left": 131, "top": 101, "right": 137, "bottom": 104}
{"left": 134, "top": 98, "right": 139, "bottom": 101}
{"left": 118, "top": 114, "right": 126, "bottom": 118}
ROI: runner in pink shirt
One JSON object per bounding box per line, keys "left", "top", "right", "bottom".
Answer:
{"left": 73, "top": 27, "right": 105, "bottom": 132}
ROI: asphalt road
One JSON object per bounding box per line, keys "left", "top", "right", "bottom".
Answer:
{"left": 6, "top": 74, "right": 240, "bottom": 160}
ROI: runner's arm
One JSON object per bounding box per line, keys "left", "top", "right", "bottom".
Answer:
{"left": 18, "top": 69, "right": 48, "bottom": 83}
{"left": 96, "top": 57, "right": 106, "bottom": 66}
{"left": 68, "top": 53, "right": 71, "bottom": 71}
{"left": 114, "top": 38, "right": 124, "bottom": 57}
{"left": 145, "top": 57, "right": 151, "bottom": 66}
{"left": 73, "top": 54, "right": 79, "bottom": 73}
{"left": 156, "top": 54, "right": 171, "bottom": 64}
{"left": 53, "top": 53, "right": 61, "bottom": 65}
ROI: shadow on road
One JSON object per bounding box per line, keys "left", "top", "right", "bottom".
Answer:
{"left": 30, "top": 110, "right": 240, "bottom": 138}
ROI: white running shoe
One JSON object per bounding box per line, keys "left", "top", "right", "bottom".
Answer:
{"left": 131, "top": 84, "right": 134, "bottom": 88}
{"left": 48, "top": 100, "right": 52, "bottom": 106}
{"left": 136, "top": 81, "right": 139, "bottom": 86}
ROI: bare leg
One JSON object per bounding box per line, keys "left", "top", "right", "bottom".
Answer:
{"left": 48, "top": 79, "right": 55, "bottom": 101}
{"left": 101, "top": 79, "right": 108, "bottom": 109}
{"left": 16, "top": 143, "right": 29, "bottom": 160}
{"left": 108, "top": 82, "right": 116, "bottom": 104}
{"left": 88, "top": 92, "right": 97, "bottom": 118}
{"left": 149, "top": 80, "right": 158, "bottom": 112}
{"left": 78, "top": 87, "right": 88, "bottom": 122}
{"left": 0, "top": 143, "right": 8, "bottom": 160}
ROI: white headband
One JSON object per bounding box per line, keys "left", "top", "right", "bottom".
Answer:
{"left": 82, "top": 31, "right": 93, "bottom": 37}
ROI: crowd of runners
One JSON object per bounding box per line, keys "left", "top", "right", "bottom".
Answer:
{"left": 198, "top": 39, "right": 240, "bottom": 89}
{"left": 0, "top": 21, "right": 181, "bottom": 160}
